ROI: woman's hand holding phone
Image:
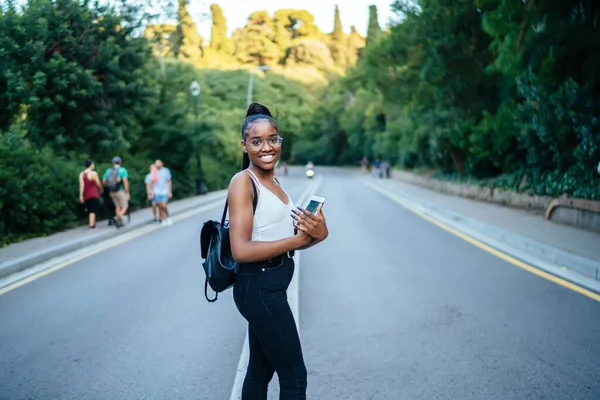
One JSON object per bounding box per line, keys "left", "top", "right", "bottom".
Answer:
{"left": 291, "top": 204, "right": 329, "bottom": 242}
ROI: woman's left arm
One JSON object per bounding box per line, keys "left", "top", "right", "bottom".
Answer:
{"left": 94, "top": 172, "right": 103, "bottom": 191}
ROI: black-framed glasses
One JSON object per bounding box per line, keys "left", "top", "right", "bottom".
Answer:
{"left": 246, "top": 136, "right": 284, "bottom": 151}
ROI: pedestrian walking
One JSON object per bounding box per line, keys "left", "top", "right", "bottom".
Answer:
{"left": 382, "top": 160, "right": 391, "bottom": 178}
{"left": 102, "top": 156, "right": 129, "bottom": 227}
{"left": 145, "top": 163, "right": 159, "bottom": 223}
{"left": 152, "top": 159, "right": 172, "bottom": 226}
{"left": 227, "top": 102, "right": 329, "bottom": 399}
{"left": 79, "top": 159, "right": 102, "bottom": 229}
{"left": 372, "top": 158, "right": 382, "bottom": 178}
{"left": 360, "top": 156, "right": 369, "bottom": 173}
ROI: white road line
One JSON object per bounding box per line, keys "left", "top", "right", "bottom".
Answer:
{"left": 230, "top": 334, "right": 250, "bottom": 398}
{"left": 229, "top": 176, "right": 322, "bottom": 400}
{"left": 288, "top": 250, "right": 301, "bottom": 335}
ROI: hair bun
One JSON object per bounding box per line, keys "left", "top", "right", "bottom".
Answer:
{"left": 246, "top": 102, "right": 272, "bottom": 118}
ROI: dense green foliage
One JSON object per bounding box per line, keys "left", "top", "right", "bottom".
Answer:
{"left": 0, "top": 0, "right": 154, "bottom": 156}
{"left": 297, "top": 0, "right": 600, "bottom": 200}
{"left": 0, "top": 133, "right": 80, "bottom": 244}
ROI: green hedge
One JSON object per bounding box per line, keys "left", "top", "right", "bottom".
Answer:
{"left": 0, "top": 135, "right": 83, "bottom": 245}
{"left": 431, "top": 169, "right": 600, "bottom": 200}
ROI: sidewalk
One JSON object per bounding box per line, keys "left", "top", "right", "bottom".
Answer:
{"left": 360, "top": 174, "right": 600, "bottom": 289}
{"left": 0, "top": 190, "right": 227, "bottom": 280}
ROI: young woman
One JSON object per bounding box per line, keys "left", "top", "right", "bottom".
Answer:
{"left": 79, "top": 159, "right": 103, "bottom": 228}
{"left": 228, "top": 103, "right": 329, "bottom": 399}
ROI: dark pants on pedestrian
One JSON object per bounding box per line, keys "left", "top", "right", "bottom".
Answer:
{"left": 233, "top": 255, "right": 307, "bottom": 400}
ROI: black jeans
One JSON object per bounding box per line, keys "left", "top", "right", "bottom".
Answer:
{"left": 234, "top": 256, "right": 307, "bottom": 400}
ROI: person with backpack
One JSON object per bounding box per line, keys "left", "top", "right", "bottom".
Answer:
{"left": 227, "top": 103, "right": 329, "bottom": 399}
{"left": 102, "top": 156, "right": 129, "bottom": 227}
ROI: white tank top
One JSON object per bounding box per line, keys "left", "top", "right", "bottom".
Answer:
{"left": 246, "top": 170, "right": 295, "bottom": 242}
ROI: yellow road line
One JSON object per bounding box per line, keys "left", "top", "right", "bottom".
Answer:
{"left": 361, "top": 179, "right": 600, "bottom": 303}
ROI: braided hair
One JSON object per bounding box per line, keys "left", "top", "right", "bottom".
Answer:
{"left": 240, "top": 102, "right": 279, "bottom": 170}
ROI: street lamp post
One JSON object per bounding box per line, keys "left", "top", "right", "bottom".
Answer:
{"left": 247, "top": 65, "right": 270, "bottom": 106}
{"left": 190, "top": 80, "right": 208, "bottom": 195}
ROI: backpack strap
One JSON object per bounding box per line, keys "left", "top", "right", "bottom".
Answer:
{"left": 220, "top": 173, "right": 258, "bottom": 225}
{"left": 205, "top": 277, "right": 218, "bottom": 302}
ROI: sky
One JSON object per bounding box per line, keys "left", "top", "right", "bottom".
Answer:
{"left": 186, "top": 1, "right": 398, "bottom": 39}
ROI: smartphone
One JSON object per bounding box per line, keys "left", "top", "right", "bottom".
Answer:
{"left": 305, "top": 195, "right": 325, "bottom": 215}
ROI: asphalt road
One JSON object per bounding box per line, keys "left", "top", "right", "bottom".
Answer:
{"left": 1, "top": 168, "right": 599, "bottom": 400}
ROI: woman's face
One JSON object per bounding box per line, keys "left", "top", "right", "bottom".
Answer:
{"left": 242, "top": 120, "right": 281, "bottom": 171}
{"left": 90, "top": 163, "right": 95, "bottom": 170}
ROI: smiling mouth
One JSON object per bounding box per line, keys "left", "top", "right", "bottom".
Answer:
{"left": 259, "top": 154, "right": 275, "bottom": 162}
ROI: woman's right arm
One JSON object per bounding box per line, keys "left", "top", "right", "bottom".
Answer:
{"left": 79, "top": 172, "right": 84, "bottom": 202}
{"left": 228, "top": 173, "right": 311, "bottom": 263}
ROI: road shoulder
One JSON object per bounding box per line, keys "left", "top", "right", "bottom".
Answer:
{"left": 0, "top": 191, "right": 227, "bottom": 283}
{"left": 359, "top": 175, "right": 600, "bottom": 300}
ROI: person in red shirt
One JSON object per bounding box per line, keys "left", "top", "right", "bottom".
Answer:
{"left": 79, "top": 159, "right": 103, "bottom": 229}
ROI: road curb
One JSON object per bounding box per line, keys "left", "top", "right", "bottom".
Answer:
{"left": 0, "top": 191, "right": 227, "bottom": 280}
{"left": 361, "top": 178, "right": 600, "bottom": 296}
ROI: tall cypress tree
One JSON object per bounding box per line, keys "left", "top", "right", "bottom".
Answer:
{"left": 330, "top": 5, "right": 348, "bottom": 67}
{"left": 347, "top": 25, "right": 365, "bottom": 65}
{"left": 332, "top": 5, "right": 343, "bottom": 42}
{"left": 210, "top": 4, "right": 231, "bottom": 54}
{"left": 366, "top": 5, "right": 381, "bottom": 47}
{"left": 175, "top": 0, "right": 203, "bottom": 62}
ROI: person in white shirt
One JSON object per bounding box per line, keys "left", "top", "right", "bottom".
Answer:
{"left": 228, "top": 102, "right": 329, "bottom": 398}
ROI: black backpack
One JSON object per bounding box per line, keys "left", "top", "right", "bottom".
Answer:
{"left": 200, "top": 177, "right": 258, "bottom": 302}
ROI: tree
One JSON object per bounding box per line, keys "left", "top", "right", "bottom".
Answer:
{"left": 233, "top": 11, "right": 280, "bottom": 66}
{"left": 0, "top": 0, "right": 155, "bottom": 157}
{"left": 210, "top": 3, "right": 231, "bottom": 55}
{"left": 144, "top": 23, "right": 178, "bottom": 76}
{"left": 285, "top": 39, "right": 335, "bottom": 71}
{"left": 329, "top": 5, "right": 348, "bottom": 68}
{"left": 174, "top": 0, "right": 204, "bottom": 62}
{"left": 273, "top": 9, "right": 323, "bottom": 41}
{"left": 366, "top": 5, "right": 382, "bottom": 47}
{"left": 479, "top": 0, "right": 600, "bottom": 178}
{"left": 346, "top": 25, "right": 365, "bottom": 66}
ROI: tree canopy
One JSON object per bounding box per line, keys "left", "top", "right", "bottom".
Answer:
{"left": 294, "top": 0, "right": 600, "bottom": 201}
